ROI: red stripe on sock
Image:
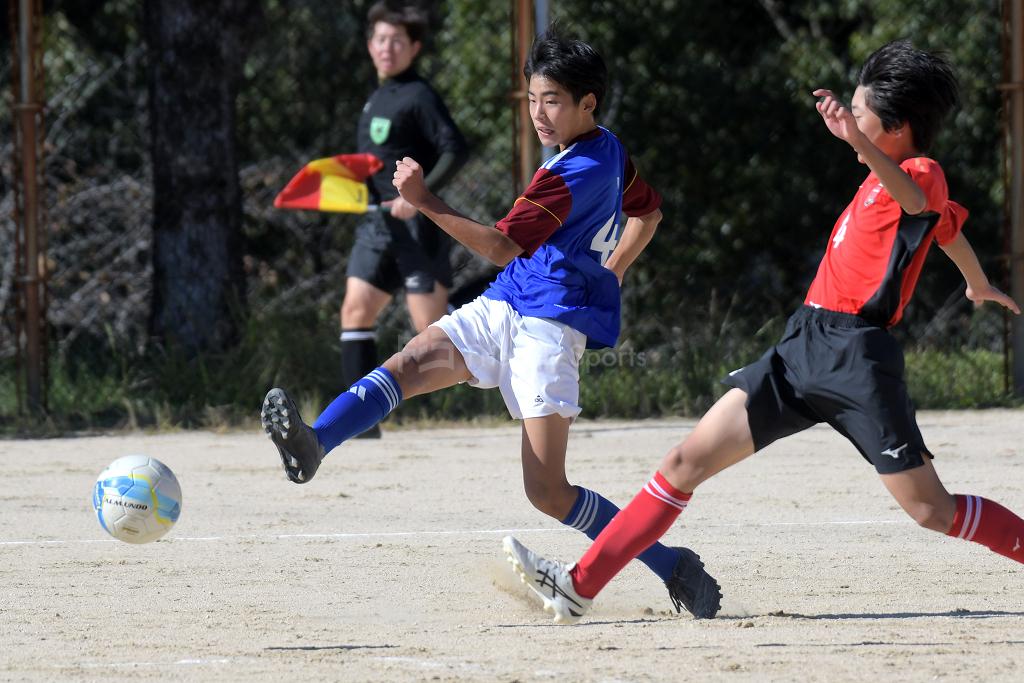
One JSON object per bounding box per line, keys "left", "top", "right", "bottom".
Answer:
{"left": 946, "top": 493, "right": 969, "bottom": 538}
{"left": 948, "top": 493, "right": 1024, "bottom": 564}
{"left": 570, "top": 472, "right": 691, "bottom": 598}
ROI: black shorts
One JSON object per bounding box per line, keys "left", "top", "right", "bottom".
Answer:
{"left": 346, "top": 211, "right": 453, "bottom": 295}
{"left": 723, "top": 306, "right": 931, "bottom": 474}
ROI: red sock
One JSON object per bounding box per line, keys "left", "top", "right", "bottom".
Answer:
{"left": 947, "top": 494, "right": 1024, "bottom": 564}
{"left": 570, "top": 471, "right": 691, "bottom": 598}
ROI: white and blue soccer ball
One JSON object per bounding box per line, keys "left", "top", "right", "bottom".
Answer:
{"left": 92, "top": 455, "right": 182, "bottom": 544}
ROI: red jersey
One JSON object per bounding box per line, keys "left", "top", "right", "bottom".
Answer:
{"left": 804, "top": 157, "right": 967, "bottom": 327}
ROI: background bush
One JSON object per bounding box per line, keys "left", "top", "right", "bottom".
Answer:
{"left": 0, "top": 0, "right": 1018, "bottom": 433}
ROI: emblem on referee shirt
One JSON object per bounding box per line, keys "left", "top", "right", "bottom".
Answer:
{"left": 370, "top": 116, "right": 391, "bottom": 144}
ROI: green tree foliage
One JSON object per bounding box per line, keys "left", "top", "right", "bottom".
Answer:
{"left": 536, "top": 1, "right": 1005, "bottom": 361}
{"left": 0, "top": 0, "right": 1013, "bottom": 426}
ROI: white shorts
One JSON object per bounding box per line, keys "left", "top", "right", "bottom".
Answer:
{"left": 432, "top": 296, "right": 587, "bottom": 420}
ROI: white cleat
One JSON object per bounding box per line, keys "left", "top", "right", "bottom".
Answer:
{"left": 503, "top": 535, "right": 592, "bottom": 624}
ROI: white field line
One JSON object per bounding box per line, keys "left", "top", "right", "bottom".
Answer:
{"left": 50, "top": 658, "right": 233, "bottom": 670}
{"left": 0, "top": 519, "right": 908, "bottom": 547}
{"left": 47, "top": 655, "right": 486, "bottom": 673}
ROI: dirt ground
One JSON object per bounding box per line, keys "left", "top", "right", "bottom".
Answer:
{"left": 1, "top": 410, "right": 1022, "bottom": 682}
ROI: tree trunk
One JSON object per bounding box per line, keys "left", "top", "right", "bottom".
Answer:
{"left": 143, "top": 0, "right": 256, "bottom": 353}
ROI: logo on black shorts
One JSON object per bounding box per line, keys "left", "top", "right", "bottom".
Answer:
{"left": 881, "top": 443, "right": 908, "bottom": 459}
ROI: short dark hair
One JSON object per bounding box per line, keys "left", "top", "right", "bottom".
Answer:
{"left": 524, "top": 27, "right": 607, "bottom": 116}
{"left": 858, "top": 39, "right": 960, "bottom": 152}
{"left": 366, "top": 1, "right": 428, "bottom": 44}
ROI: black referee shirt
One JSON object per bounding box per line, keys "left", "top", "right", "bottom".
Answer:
{"left": 357, "top": 69, "right": 467, "bottom": 203}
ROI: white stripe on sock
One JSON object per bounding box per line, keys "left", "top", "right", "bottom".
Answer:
{"left": 374, "top": 369, "right": 400, "bottom": 407}
{"left": 363, "top": 374, "right": 390, "bottom": 411}
{"left": 966, "top": 496, "right": 983, "bottom": 541}
{"left": 647, "top": 477, "right": 689, "bottom": 510}
{"left": 578, "top": 490, "right": 599, "bottom": 532}
{"left": 567, "top": 489, "right": 589, "bottom": 529}
{"left": 644, "top": 481, "right": 687, "bottom": 511}
{"left": 341, "top": 330, "right": 376, "bottom": 342}
{"left": 369, "top": 369, "right": 400, "bottom": 410}
{"left": 379, "top": 370, "right": 401, "bottom": 409}
{"left": 365, "top": 371, "right": 398, "bottom": 412}
{"left": 958, "top": 495, "right": 975, "bottom": 539}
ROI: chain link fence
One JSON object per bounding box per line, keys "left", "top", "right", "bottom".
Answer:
{"left": 1, "top": 0, "right": 1015, "bottom": 429}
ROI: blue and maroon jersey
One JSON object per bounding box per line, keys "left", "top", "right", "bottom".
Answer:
{"left": 804, "top": 157, "right": 967, "bottom": 328}
{"left": 483, "top": 126, "right": 661, "bottom": 348}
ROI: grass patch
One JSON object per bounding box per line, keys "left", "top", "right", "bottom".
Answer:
{"left": 905, "top": 348, "right": 1016, "bottom": 409}
{"left": 0, "top": 314, "right": 1018, "bottom": 437}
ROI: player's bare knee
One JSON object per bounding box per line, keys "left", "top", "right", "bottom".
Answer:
{"left": 523, "top": 480, "right": 574, "bottom": 519}
{"left": 341, "top": 300, "right": 377, "bottom": 327}
{"left": 660, "top": 445, "right": 702, "bottom": 492}
{"left": 905, "top": 502, "right": 953, "bottom": 532}
{"left": 525, "top": 492, "right": 562, "bottom": 519}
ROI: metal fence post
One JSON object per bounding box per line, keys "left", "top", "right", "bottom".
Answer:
{"left": 512, "top": 0, "right": 536, "bottom": 195}
{"left": 10, "top": 0, "right": 47, "bottom": 414}
{"left": 1008, "top": 0, "right": 1024, "bottom": 395}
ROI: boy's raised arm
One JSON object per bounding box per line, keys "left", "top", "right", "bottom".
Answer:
{"left": 812, "top": 88, "right": 927, "bottom": 215}
{"left": 393, "top": 156, "right": 524, "bottom": 267}
{"left": 938, "top": 231, "right": 1020, "bottom": 313}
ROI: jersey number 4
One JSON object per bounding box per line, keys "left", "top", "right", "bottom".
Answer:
{"left": 832, "top": 212, "right": 850, "bottom": 249}
{"left": 590, "top": 214, "right": 620, "bottom": 266}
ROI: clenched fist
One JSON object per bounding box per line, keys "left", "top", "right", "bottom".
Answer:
{"left": 392, "top": 157, "right": 430, "bottom": 208}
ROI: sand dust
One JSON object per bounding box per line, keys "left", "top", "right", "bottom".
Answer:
{"left": 1, "top": 411, "right": 1022, "bottom": 681}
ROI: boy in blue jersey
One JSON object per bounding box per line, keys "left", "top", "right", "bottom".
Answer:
{"left": 261, "top": 28, "right": 721, "bottom": 618}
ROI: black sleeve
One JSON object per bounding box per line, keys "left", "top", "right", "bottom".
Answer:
{"left": 423, "top": 151, "right": 465, "bottom": 193}
{"left": 414, "top": 88, "right": 468, "bottom": 193}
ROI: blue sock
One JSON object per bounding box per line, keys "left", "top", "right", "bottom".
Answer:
{"left": 312, "top": 367, "right": 402, "bottom": 452}
{"left": 562, "top": 486, "right": 680, "bottom": 582}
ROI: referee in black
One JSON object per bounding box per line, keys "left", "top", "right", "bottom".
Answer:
{"left": 342, "top": 2, "right": 467, "bottom": 437}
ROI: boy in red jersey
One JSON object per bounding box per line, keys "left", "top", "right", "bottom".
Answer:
{"left": 503, "top": 40, "right": 1024, "bottom": 624}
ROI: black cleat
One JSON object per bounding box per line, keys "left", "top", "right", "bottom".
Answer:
{"left": 261, "top": 388, "right": 326, "bottom": 484}
{"left": 665, "top": 547, "right": 722, "bottom": 619}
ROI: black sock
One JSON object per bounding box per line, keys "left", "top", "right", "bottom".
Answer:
{"left": 341, "top": 328, "right": 378, "bottom": 388}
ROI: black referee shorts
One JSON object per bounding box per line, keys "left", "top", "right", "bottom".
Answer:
{"left": 723, "top": 306, "right": 931, "bottom": 474}
{"left": 346, "top": 211, "right": 453, "bottom": 295}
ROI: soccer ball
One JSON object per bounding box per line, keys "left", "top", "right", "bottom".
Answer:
{"left": 92, "top": 455, "right": 182, "bottom": 544}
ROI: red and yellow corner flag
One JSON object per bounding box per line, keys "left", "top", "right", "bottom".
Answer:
{"left": 274, "top": 153, "right": 384, "bottom": 213}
